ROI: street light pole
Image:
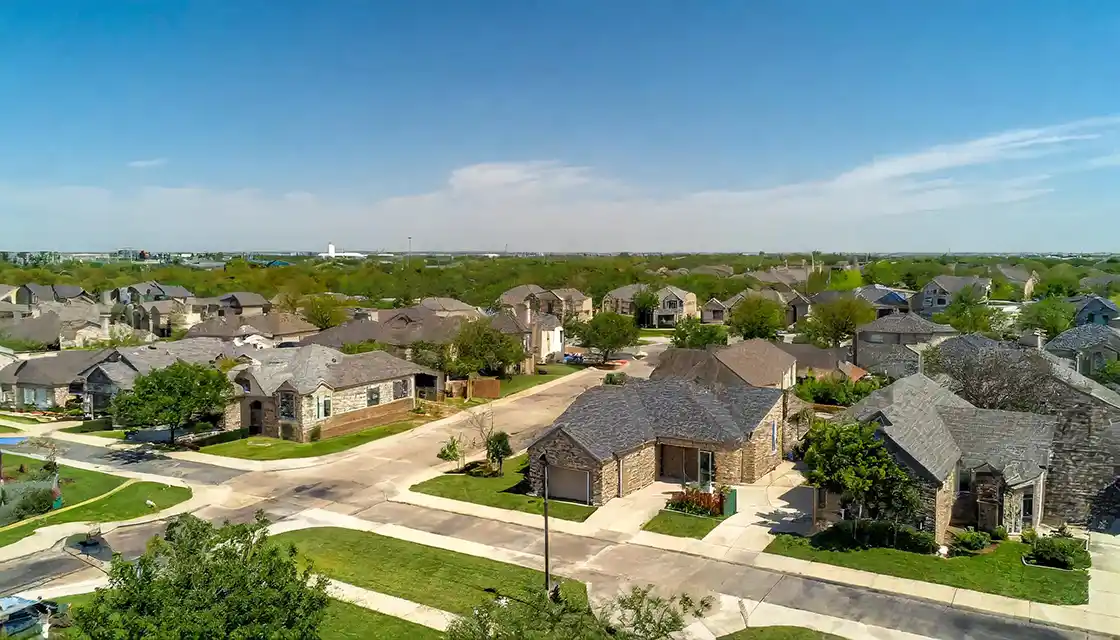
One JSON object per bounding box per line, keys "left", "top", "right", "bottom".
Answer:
{"left": 540, "top": 453, "right": 552, "bottom": 596}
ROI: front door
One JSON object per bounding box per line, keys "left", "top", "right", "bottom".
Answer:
{"left": 699, "top": 450, "right": 715, "bottom": 489}
{"left": 249, "top": 401, "right": 263, "bottom": 435}
{"left": 1021, "top": 490, "right": 1034, "bottom": 532}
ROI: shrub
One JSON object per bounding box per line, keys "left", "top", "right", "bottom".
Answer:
{"left": 1053, "top": 522, "right": 1075, "bottom": 538}
{"left": 991, "top": 525, "right": 1008, "bottom": 541}
{"left": 817, "top": 519, "right": 936, "bottom": 554}
{"left": 604, "top": 372, "right": 628, "bottom": 385}
{"left": 12, "top": 488, "right": 55, "bottom": 520}
{"left": 485, "top": 431, "right": 513, "bottom": 471}
{"left": 1027, "top": 536, "right": 1089, "bottom": 570}
{"left": 1021, "top": 527, "right": 1038, "bottom": 545}
{"left": 794, "top": 374, "right": 883, "bottom": 407}
{"left": 192, "top": 428, "right": 249, "bottom": 447}
{"left": 436, "top": 435, "right": 461, "bottom": 464}
{"left": 280, "top": 423, "right": 295, "bottom": 441}
{"left": 666, "top": 487, "right": 723, "bottom": 518}
{"left": 952, "top": 527, "right": 992, "bottom": 551}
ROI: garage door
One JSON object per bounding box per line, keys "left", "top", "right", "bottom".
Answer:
{"left": 546, "top": 466, "right": 589, "bottom": 504}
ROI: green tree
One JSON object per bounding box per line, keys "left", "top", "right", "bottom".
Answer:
{"left": 446, "top": 585, "right": 712, "bottom": 640}
{"left": 933, "top": 288, "right": 1009, "bottom": 335}
{"left": 1092, "top": 360, "right": 1120, "bottom": 386}
{"left": 299, "top": 294, "right": 348, "bottom": 329}
{"left": 631, "top": 288, "right": 660, "bottom": 328}
{"left": 581, "top": 311, "right": 639, "bottom": 361}
{"left": 670, "top": 316, "right": 728, "bottom": 349}
{"left": 726, "top": 296, "right": 786, "bottom": 340}
{"left": 73, "top": 513, "right": 329, "bottom": 640}
{"left": 486, "top": 431, "right": 513, "bottom": 473}
{"left": 1038, "top": 264, "right": 1081, "bottom": 297}
{"left": 340, "top": 340, "right": 389, "bottom": 354}
{"left": 797, "top": 298, "right": 875, "bottom": 347}
{"left": 1017, "top": 297, "right": 1075, "bottom": 340}
{"left": 862, "top": 261, "right": 899, "bottom": 286}
{"left": 111, "top": 361, "right": 232, "bottom": 443}
{"left": 452, "top": 318, "right": 528, "bottom": 377}
{"left": 826, "top": 269, "right": 862, "bottom": 291}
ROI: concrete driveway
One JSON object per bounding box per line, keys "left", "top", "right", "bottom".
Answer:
{"left": 703, "top": 462, "right": 815, "bottom": 552}
{"left": 1087, "top": 528, "right": 1120, "bottom": 620}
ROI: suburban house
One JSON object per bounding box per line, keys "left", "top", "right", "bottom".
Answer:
{"left": 1080, "top": 273, "right": 1120, "bottom": 294}
{"left": 185, "top": 313, "right": 321, "bottom": 347}
{"left": 0, "top": 301, "right": 155, "bottom": 350}
{"left": 0, "top": 349, "right": 111, "bottom": 409}
{"left": 1043, "top": 323, "right": 1120, "bottom": 375}
{"left": 911, "top": 275, "right": 992, "bottom": 317}
{"left": 416, "top": 297, "right": 483, "bottom": 319}
{"left": 853, "top": 313, "right": 958, "bottom": 378}
{"left": 0, "top": 285, "right": 17, "bottom": 304}
{"left": 1067, "top": 295, "right": 1120, "bottom": 327}
{"left": 490, "top": 303, "right": 563, "bottom": 368}
{"left": 651, "top": 339, "right": 797, "bottom": 390}
{"left": 224, "top": 344, "right": 442, "bottom": 441}
{"left": 217, "top": 292, "right": 272, "bottom": 316}
{"left": 123, "top": 297, "right": 222, "bottom": 337}
{"left": 744, "top": 264, "right": 821, "bottom": 290}
{"left": 526, "top": 378, "right": 788, "bottom": 505}
{"left": 601, "top": 284, "right": 698, "bottom": 326}
{"left": 114, "top": 281, "right": 194, "bottom": 304}
{"left": 80, "top": 338, "right": 244, "bottom": 413}
{"left": 993, "top": 265, "right": 1040, "bottom": 299}
{"left": 15, "top": 284, "right": 93, "bottom": 306}
{"left": 771, "top": 342, "right": 866, "bottom": 380}
{"left": 853, "top": 285, "right": 911, "bottom": 317}
{"left": 842, "top": 374, "right": 1056, "bottom": 542}
{"left": 302, "top": 306, "right": 463, "bottom": 355}
{"left": 703, "top": 288, "right": 809, "bottom": 326}
{"left": 499, "top": 285, "right": 594, "bottom": 321}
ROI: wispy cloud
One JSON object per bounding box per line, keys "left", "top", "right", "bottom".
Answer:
{"left": 126, "top": 158, "right": 168, "bottom": 169}
{"left": 4, "top": 116, "right": 1120, "bottom": 251}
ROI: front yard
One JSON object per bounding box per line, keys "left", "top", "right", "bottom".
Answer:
{"left": 499, "top": 363, "right": 585, "bottom": 397}
{"left": 639, "top": 328, "right": 676, "bottom": 338}
{"left": 642, "top": 509, "right": 726, "bottom": 539}
{"left": 59, "top": 418, "right": 125, "bottom": 439}
{"left": 0, "top": 424, "right": 20, "bottom": 433}
{"left": 272, "top": 526, "right": 588, "bottom": 614}
{"left": 0, "top": 413, "right": 46, "bottom": 425}
{"left": 411, "top": 453, "right": 598, "bottom": 522}
{"left": 199, "top": 418, "right": 432, "bottom": 460}
{"left": 766, "top": 534, "right": 1089, "bottom": 605}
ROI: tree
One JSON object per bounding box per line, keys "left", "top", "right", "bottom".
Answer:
{"left": 862, "top": 261, "right": 899, "bottom": 286}
{"left": 670, "top": 316, "right": 728, "bottom": 349}
{"left": 825, "top": 269, "right": 862, "bottom": 291}
{"left": 486, "top": 431, "right": 513, "bottom": 473}
{"left": 452, "top": 319, "right": 528, "bottom": 377}
{"left": 273, "top": 289, "right": 304, "bottom": 314}
{"left": 1092, "top": 360, "right": 1120, "bottom": 386}
{"left": 111, "top": 361, "right": 233, "bottom": 443}
{"left": 933, "top": 288, "right": 1009, "bottom": 335}
{"left": 299, "top": 294, "right": 348, "bottom": 329}
{"left": 1038, "top": 264, "right": 1081, "bottom": 298}
{"left": 726, "top": 296, "right": 786, "bottom": 340}
{"left": 446, "top": 585, "right": 712, "bottom": 640}
{"left": 922, "top": 344, "right": 1062, "bottom": 413}
{"left": 581, "top": 312, "right": 639, "bottom": 361}
{"left": 631, "top": 288, "right": 660, "bottom": 328}
{"left": 796, "top": 298, "right": 875, "bottom": 347}
{"left": 340, "top": 339, "right": 389, "bottom": 354}
{"left": 1017, "top": 297, "right": 1075, "bottom": 340}
{"left": 73, "top": 513, "right": 329, "bottom": 640}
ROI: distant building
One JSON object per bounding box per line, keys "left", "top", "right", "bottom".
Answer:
{"left": 317, "top": 242, "right": 367, "bottom": 259}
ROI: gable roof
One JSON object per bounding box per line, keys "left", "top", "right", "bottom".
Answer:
{"left": 604, "top": 283, "right": 650, "bottom": 302}
{"left": 237, "top": 344, "right": 435, "bottom": 395}
{"left": 659, "top": 285, "right": 693, "bottom": 301}
{"left": 1069, "top": 294, "right": 1120, "bottom": 316}
{"left": 930, "top": 275, "right": 992, "bottom": 295}
{"left": 1, "top": 349, "right": 111, "bottom": 386}
{"left": 417, "top": 297, "right": 479, "bottom": 314}
{"left": 88, "top": 338, "right": 244, "bottom": 390}
{"left": 489, "top": 309, "right": 530, "bottom": 335}
{"left": 500, "top": 285, "right": 546, "bottom": 306}
{"left": 935, "top": 407, "right": 1055, "bottom": 486}
{"left": 858, "top": 312, "right": 957, "bottom": 335}
{"left": 770, "top": 342, "right": 850, "bottom": 377}
{"left": 219, "top": 291, "right": 270, "bottom": 307}
{"left": 712, "top": 339, "right": 796, "bottom": 387}
{"left": 534, "top": 378, "right": 783, "bottom": 461}
{"left": 550, "top": 288, "right": 588, "bottom": 303}
{"left": 0, "top": 285, "right": 16, "bottom": 300}
{"left": 1044, "top": 323, "right": 1120, "bottom": 353}
{"left": 0, "top": 312, "right": 64, "bottom": 346}
{"left": 854, "top": 285, "right": 910, "bottom": 307}
{"left": 995, "top": 265, "right": 1035, "bottom": 284}
{"left": 185, "top": 313, "right": 319, "bottom": 340}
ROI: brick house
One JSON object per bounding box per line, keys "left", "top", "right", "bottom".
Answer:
{"left": 225, "top": 344, "right": 442, "bottom": 442}
{"left": 651, "top": 339, "right": 797, "bottom": 390}
{"left": 841, "top": 375, "right": 1056, "bottom": 542}
{"left": 0, "top": 349, "right": 111, "bottom": 410}
{"left": 526, "top": 378, "right": 788, "bottom": 506}
{"left": 500, "top": 285, "right": 594, "bottom": 321}
{"left": 601, "top": 284, "right": 698, "bottom": 327}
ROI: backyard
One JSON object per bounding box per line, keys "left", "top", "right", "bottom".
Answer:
{"left": 199, "top": 418, "right": 432, "bottom": 460}
{"left": 271, "top": 527, "right": 588, "bottom": 614}
{"left": 499, "top": 363, "right": 585, "bottom": 397}
{"left": 766, "top": 534, "right": 1089, "bottom": 605}
{"left": 642, "top": 509, "right": 726, "bottom": 539}
{"left": 410, "top": 453, "right": 598, "bottom": 522}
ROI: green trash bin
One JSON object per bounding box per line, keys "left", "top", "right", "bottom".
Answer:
{"left": 721, "top": 488, "right": 737, "bottom": 517}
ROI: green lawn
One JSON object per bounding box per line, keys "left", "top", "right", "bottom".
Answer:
{"left": 719, "top": 627, "right": 844, "bottom": 639}
{"left": 51, "top": 595, "right": 442, "bottom": 640}
{"left": 411, "top": 453, "right": 598, "bottom": 522}
{"left": 272, "top": 527, "right": 588, "bottom": 616}
{"left": 0, "top": 413, "right": 45, "bottom": 425}
{"left": 639, "top": 328, "right": 675, "bottom": 337}
{"left": 765, "top": 534, "right": 1089, "bottom": 605}
{"left": 199, "top": 418, "right": 430, "bottom": 460}
{"left": 0, "top": 481, "right": 192, "bottom": 547}
{"left": 642, "top": 510, "right": 726, "bottom": 539}
{"left": 499, "top": 363, "right": 585, "bottom": 397}
{"left": 85, "top": 430, "right": 127, "bottom": 439}
{"left": 0, "top": 424, "right": 21, "bottom": 433}
{"left": 1, "top": 453, "right": 127, "bottom": 505}
{"left": 59, "top": 419, "right": 114, "bottom": 435}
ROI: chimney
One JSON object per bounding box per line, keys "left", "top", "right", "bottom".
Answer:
{"left": 517, "top": 301, "right": 533, "bottom": 327}
{"left": 99, "top": 310, "right": 111, "bottom": 333}
{"left": 100, "top": 289, "right": 112, "bottom": 305}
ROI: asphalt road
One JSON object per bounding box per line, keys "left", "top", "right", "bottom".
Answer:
{"left": 10, "top": 440, "right": 247, "bottom": 484}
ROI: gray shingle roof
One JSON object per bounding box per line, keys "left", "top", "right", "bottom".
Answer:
{"left": 535, "top": 378, "right": 783, "bottom": 461}
{"left": 418, "top": 297, "right": 479, "bottom": 314}
{"left": 771, "top": 342, "right": 850, "bottom": 377}
{"left": 303, "top": 309, "right": 464, "bottom": 348}
{"left": 551, "top": 288, "right": 588, "bottom": 303}
{"left": 489, "top": 309, "right": 529, "bottom": 334}
{"left": 659, "top": 285, "right": 693, "bottom": 301}
{"left": 238, "top": 344, "right": 435, "bottom": 395}
{"left": 219, "top": 292, "right": 270, "bottom": 307}
{"left": 538, "top": 313, "right": 562, "bottom": 331}
{"left": 604, "top": 283, "right": 650, "bottom": 302}
{"left": 996, "top": 265, "right": 1034, "bottom": 284}
{"left": 931, "top": 275, "right": 992, "bottom": 295}
{"left": 500, "top": 284, "right": 546, "bottom": 306}
{"left": 0, "top": 312, "right": 64, "bottom": 346}
{"left": 186, "top": 313, "right": 319, "bottom": 339}
{"left": 0, "top": 285, "right": 16, "bottom": 300}
{"left": 936, "top": 407, "right": 1055, "bottom": 486}
{"left": 651, "top": 340, "right": 795, "bottom": 388}
{"left": 858, "top": 312, "right": 957, "bottom": 335}
{"left": 3, "top": 349, "right": 112, "bottom": 386}
{"left": 1044, "top": 323, "right": 1120, "bottom": 353}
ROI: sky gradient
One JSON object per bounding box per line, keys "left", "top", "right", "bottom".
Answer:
{"left": 2, "top": 1, "right": 1119, "bottom": 253}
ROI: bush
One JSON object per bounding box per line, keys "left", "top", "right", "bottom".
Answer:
{"left": 794, "top": 374, "right": 883, "bottom": 407}
{"left": 192, "top": 428, "right": 249, "bottom": 447}
{"left": 817, "top": 519, "right": 936, "bottom": 554}
{"left": 436, "top": 435, "right": 461, "bottom": 464}
{"left": 666, "top": 486, "right": 723, "bottom": 518}
{"left": 604, "top": 372, "right": 628, "bottom": 385}
{"left": 280, "top": 423, "right": 295, "bottom": 441}
{"left": 1027, "top": 536, "right": 1089, "bottom": 570}
{"left": 12, "top": 488, "right": 55, "bottom": 520}
{"left": 308, "top": 426, "right": 322, "bottom": 442}
{"left": 1021, "top": 527, "right": 1038, "bottom": 545}
{"left": 991, "top": 525, "right": 1008, "bottom": 541}
{"left": 952, "top": 527, "right": 992, "bottom": 551}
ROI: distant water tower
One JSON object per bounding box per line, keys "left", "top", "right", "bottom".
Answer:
{"left": 327, "top": 242, "right": 336, "bottom": 258}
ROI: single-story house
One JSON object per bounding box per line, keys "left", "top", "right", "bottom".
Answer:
{"left": 526, "top": 378, "right": 788, "bottom": 505}
{"left": 225, "top": 344, "right": 442, "bottom": 441}
{"left": 842, "top": 374, "right": 1056, "bottom": 542}
{"left": 0, "top": 349, "right": 112, "bottom": 409}
{"left": 652, "top": 339, "right": 797, "bottom": 390}
{"left": 771, "top": 342, "right": 865, "bottom": 380}
{"left": 1043, "top": 323, "right": 1120, "bottom": 376}
{"left": 186, "top": 312, "right": 321, "bottom": 346}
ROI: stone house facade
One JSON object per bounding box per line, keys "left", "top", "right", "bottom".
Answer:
{"left": 526, "top": 378, "right": 787, "bottom": 506}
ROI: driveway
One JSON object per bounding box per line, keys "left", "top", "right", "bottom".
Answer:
{"left": 1088, "top": 528, "right": 1120, "bottom": 619}
{"left": 703, "top": 461, "right": 815, "bottom": 552}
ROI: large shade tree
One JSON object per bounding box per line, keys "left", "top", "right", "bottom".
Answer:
{"left": 670, "top": 316, "right": 727, "bottom": 349}
{"left": 111, "top": 361, "right": 233, "bottom": 442}
{"left": 452, "top": 319, "right": 529, "bottom": 377}
{"left": 1017, "top": 297, "right": 1075, "bottom": 341}
{"left": 581, "top": 312, "right": 639, "bottom": 361}
{"left": 933, "top": 288, "right": 1009, "bottom": 335}
{"left": 726, "top": 296, "right": 786, "bottom": 340}
{"left": 797, "top": 298, "right": 876, "bottom": 347}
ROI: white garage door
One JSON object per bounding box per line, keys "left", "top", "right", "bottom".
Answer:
{"left": 546, "top": 466, "right": 589, "bottom": 504}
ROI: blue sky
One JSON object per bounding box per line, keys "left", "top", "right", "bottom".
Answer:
{"left": 2, "top": 1, "right": 1119, "bottom": 253}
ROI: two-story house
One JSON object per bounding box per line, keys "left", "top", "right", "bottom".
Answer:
{"left": 912, "top": 275, "right": 992, "bottom": 317}
{"left": 499, "top": 285, "right": 594, "bottom": 321}
{"left": 15, "top": 284, "right": 93, "bottom": 306}
{"left": 114, "top": 281, "right": 195, "bottom": 305}
{"left": 601, "top": 284, "right": 697, "bottom": 326}
{"left": 1067, "top": 295, "right": 1120, "bottom": 327}
{"left": 703, "top": 288, "right": 811, "bottom": 326}
{"left": 853, "top": 313, "right": 958, "bottom": 378}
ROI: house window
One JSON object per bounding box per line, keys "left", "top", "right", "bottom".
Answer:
{"left": 936, "top": 298, "right": 946, "bottom": 306}
{"left": 22, "top": 388, "right": 34, "bottom": 405}
{"left": 238, "top": 379, "right": 251, "bottom": 393}
{"left": 1088, "top": 312, "right": 1096, "bottom": 324}
{"left": 316, "top": 396, "right": 332, "bottom": 419}
{"left": 771, "top": 420, "right": 778, "bottom": 454}
{"left": 1022, "top": 490, "right": 1034, "bottom": 528}
{"left": 278, "top": 392, "right": 296, "bottom": 419}
{"left": 866, "top": 333, "right": 884, "bottom": 344}
{"left": 68, "top": 381, "right": 84, "bottom": 394}
{"left": 392, "top": 378, "right": 411, "bottom": 400}
{"left": 923, "top": 297, "right": 933, "bottom": 307}
{"left": 367, "top": 386, "right": 381, "bottom": 407}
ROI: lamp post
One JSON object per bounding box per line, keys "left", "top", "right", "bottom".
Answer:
{"left": 539, "top": 452, "right": 552, "bottom": 596}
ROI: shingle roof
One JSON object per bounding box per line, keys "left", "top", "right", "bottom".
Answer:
{"left": 489, "top": 309, "right": 529, "bottom": 334}
{"left": 604, "top": 283, "right": 650, "bottom": 302}
{"left": 538, "top": 313, "right": 562, "bottom": 331}
{"left": 771, "top": 342, "right": 850, "bottom": 377}
{"left": 238, "top": 344, "right": 435, "bottom": 395}
{"left": 219, "top": 292, "right": 270, "bottom": 307}
{"left": 550, "top": 288, "right": 588, "bottom": 303}
{"left": 500, "top": 285, "right": 546, "bottom": 306}
{"left": 418, "top": 297, "right": 479, "bottom": 313}
{"left": 659, "top": 285, "right": 693, "bottom": 301}
{"left": 936, "top": 407, "right": 1055, "bottom": 486}
{"left": 534, "top": 378, "right": 783, "bottom": 461}
{"left": 186, "top": 313, "right": 319, "bottom": 339}
{"left": 858, "top": 312, "right": 957, "bottom": 335}
{"left": 1044, "top": 324, "right": 1120, "bottom": 353}
{"left": 996, "top": 265, "right": 1034, "bottom": 284}
{"left": 302, "top": 308, "right": 464, "bottom": 348}
{"left": 51, "top": 285, "right": 88, "bottom": 300}
{"left": 2, "top": 349, "right": 111, "bottom": 386}
{"left": 0, "top": 312, "right": 64, "bottom": 346}
{"left": 712, "top": 340, "right": 796, "bottom": 387}
{"left": 0, "top": 285, "right": 16, "bottom": 300}
{"left": 931, "top": 275, "right": 991, "bottom": 295}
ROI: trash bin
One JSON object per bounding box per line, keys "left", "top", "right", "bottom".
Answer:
{"left": 722, "top": 488, "right": 737, "bottom": 517}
